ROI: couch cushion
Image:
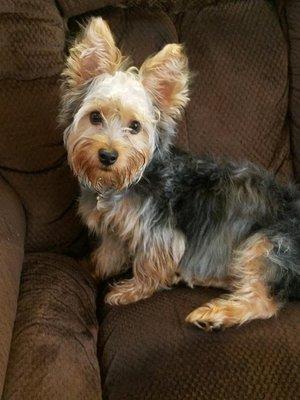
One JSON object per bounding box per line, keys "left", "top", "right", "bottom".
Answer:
{"left": 3, "top": 253, "right": 101, "bottom": 400}
{"left": 98, "top": 286, "right": 299, "bottom": 400}
{"left": 178, "top": 0, "right": 292, "bottom": 180}
{"left": 285, "top": 1, "right": 300, "bottom": 182}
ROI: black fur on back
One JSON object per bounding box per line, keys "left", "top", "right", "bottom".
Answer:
{"left": 133, "top": 147, "right": 300, "bottom": 300}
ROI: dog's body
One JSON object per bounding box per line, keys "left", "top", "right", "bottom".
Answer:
{"left": 60, "top": 17, "right": 300, "bottom": 330}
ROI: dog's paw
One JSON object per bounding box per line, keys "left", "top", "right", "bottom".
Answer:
{"left": 185, "top": 298, "right": 241, "bottom": 331}
{"left": 185, "top": 306, "right": 225, "bottom": 331}
{"left": 104, "top": 280, "right": 145, "bottom": 306}
{"left": 105, "top": 287, "right": 132, "bottom": 305}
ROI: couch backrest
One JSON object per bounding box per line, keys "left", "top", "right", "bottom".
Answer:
{"left": 0, "top": 0, "right": 86, "bottom": 255}
{"left": 0, "top": 0, "right": 296, "bottom": 254}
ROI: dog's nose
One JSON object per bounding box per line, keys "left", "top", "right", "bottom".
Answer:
{"left": 98, "top": 149, "right": 118, "bottom": 166}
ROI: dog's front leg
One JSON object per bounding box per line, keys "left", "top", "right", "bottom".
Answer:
{"left": 105, "top": 241, "right": 179, "bottom": 305}
{"left": 91, "top": 234, "right": 128, "bottom": 280}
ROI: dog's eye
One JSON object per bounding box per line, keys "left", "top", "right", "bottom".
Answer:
{"left": 90, "top": 111, "right": 103, "bottom": 125}
{"left": 128, "top": 120, "right": 141, "bottom": 134}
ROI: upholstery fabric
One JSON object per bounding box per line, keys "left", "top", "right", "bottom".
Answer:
{"left": 0, "top": 1, "right": 88, "bottom": 255}
{"left": 0, "top": 0, "right": 299, "bottom": 399}
{"left": 0, "top": 177, "right": 25, "bottom": 398}
{"left": 2, "top": 253, "right": 101, "bottom": 400}
{"left": 285, "top": 1, "right": 300, "bottom": 182}
{"left": 179, "top": 0, "right": 292, "bottom": 179}
{"left": 57, "top": 0, "right": 215, "bottom": 18}
{"left": 0, "top": 0, "right": 294, "bottom": 253}
{"left": 99, "top": 286, "right": 300, "bottom": 400}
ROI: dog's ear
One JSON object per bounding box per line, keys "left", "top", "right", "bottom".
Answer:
{"left": 63, "top": 17, "right": 124, "bottom": 88}
{"left": 140, "top": 44, "right": 189, "bottom": 119}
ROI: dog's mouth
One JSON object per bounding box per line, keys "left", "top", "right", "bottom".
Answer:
{"left": 98, "top": 165, "right": 113, "bottom": 172}
{"left": 68, "top": 137, "right": 150, "bottom": 192}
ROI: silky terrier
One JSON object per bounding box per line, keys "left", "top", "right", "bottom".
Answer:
{"left": 59, "top": 17, "right": 300, "bottom": 330}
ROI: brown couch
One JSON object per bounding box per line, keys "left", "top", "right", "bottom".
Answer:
{"left": 1, "top": 1, "right": 299, "bottom": 399}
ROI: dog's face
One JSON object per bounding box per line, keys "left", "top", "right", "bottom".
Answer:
{"left": 60, "top": 18, "right": 189, "bottom": 191}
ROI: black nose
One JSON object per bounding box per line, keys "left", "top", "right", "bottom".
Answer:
{"left": 98, "top": 149, "right": 118, "bottom": 166}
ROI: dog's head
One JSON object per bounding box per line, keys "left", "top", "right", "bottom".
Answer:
{"left": 60, "top": 17, "right": 189, "bottom": 192}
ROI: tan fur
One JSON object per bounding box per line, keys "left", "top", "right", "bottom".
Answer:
{"left": 61, "top": 18, "right": 190, "bottom": 306}
{"left": 186, "top": 234, "right": 280, "bottom": 330}
{"left": 140, "top": 44, "right": 189, "bottom": 118}
{"left": 63, "top": 18, "right": 126, "bottom": 88}
{"left": 91, "top": 234, "right": 128, "bottom": 280}
{"left": 79, "top": 192, "right": 186, "bottom": 305}
{"left": 65, "top": 95, "right": 153, "bottom": 191}
{"left": 78, "top": 198, "right": 102, "bottom": 234}
{"left": 58, "top": 17, "right": 128, "bottom": 127}
{"left": 69, "top": 133, "right": 150, "bottom": 191}
{"left": 105, "top": 230, "right": 185, "bottom": 305}
{"left": 90, "top": 98, "right": 155, "bottom": 126}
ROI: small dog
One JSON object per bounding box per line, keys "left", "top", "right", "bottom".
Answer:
{"left": 59, "top": 17, "right": 300, "bottom": 330}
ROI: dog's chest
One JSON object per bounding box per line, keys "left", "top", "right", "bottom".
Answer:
{"left": 79, "top": 189, "right": 144, "bottom": 242}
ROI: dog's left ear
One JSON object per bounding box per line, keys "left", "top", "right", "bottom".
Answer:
{"left": 140, "top": 44, "right": 189, "bottom": 119}
{"left": 63, "top": 17, "right": 124, "bottom": 88}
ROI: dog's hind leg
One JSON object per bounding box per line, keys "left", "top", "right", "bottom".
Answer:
{"left": 186, "top": 233, "right": 280, "bottom": 331}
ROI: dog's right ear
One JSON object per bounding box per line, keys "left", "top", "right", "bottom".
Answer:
{"left": 63, "top": 17, "right": 124, "bottom": 88}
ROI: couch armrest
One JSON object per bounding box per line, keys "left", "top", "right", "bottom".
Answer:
{"left": 2, "top": 253, "right": 101, "bottom": 400}
{"left": 0, "top": 176, "right": 25, "bottom": 398}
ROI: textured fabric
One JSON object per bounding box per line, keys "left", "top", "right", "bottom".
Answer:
{"left": 0, "top": 177, "right": 25, "bottom": 399}
{"left": 3, "top": 253, "right": 101, "bottom": 400}
{"left": 0, "top": 0, "right": 294, "bottom": 253}
{"left": 99, "top": 286, "right": 300, "bottom": 400}
{"left": 58, "top": 0, "right": 214, "bottom": 18}
{"left": 285, "top": 1, "right": 300, "bottom": 182}
{"left": 179, "top": 0, "right": 292, "bottom": 180}
{"left": 0, "top": 0, "right": 64, "bottom": 79}
{"left": 58, "top": 0, "right": 109, "bottom": 18}
{"left": 0, "top": 78, "right": 88, "bottom": 255}
{"left": 1, "top": 0, "right": 299, "bottom": 397}
{"left": 0, "top": 1, "right": 88, "bottom": 254}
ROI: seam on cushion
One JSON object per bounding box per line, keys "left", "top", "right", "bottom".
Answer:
{"left": 47, "top": 198, "right": 77, "bottom": 224}
{"left": 0, "top": 153, "right": 67, "bottom": 175}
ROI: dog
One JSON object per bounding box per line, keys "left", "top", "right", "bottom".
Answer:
{"left": 59, "top": 17, "right": 300, "bottom": 331}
